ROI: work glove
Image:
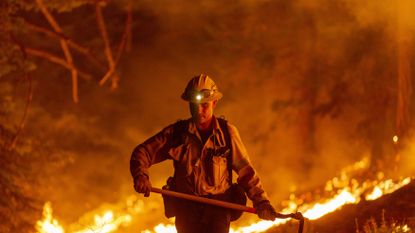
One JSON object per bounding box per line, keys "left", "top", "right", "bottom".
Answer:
{"left": 255, "top": 200, "right": 278, "bottom": 221}
{"left": 134, "top": 174, "right": 152, "bottom": 197}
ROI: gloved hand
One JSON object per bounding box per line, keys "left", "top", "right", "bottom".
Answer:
{"left": 134, "top": 174, "right": 152, "bottom": 197}
{"left": 255, "top": 200, "right": 277, "bottom": 221}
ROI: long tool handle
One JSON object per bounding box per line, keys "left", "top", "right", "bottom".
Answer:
{"left": 299, "top": 218, "right": 304, "bottom": 233}
{"left": 151, "top": 187, "right": 305, "bottom": 233}
{"left": 151, "top": 187, "right": 257, "bottom": 213}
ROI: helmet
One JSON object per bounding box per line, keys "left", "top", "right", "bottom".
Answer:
{"left": 181, "top": 74, "right": 223, "bottom": 103}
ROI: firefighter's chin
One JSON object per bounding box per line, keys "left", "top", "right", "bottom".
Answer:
{"left": 193, "top": 115, "right": 207, "bottom": 125}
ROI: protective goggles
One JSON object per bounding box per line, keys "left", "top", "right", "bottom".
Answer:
{"left": 190, "top": 89, "right": 214, "bottom": 101}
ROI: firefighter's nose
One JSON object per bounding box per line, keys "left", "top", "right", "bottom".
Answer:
{"left": 197, "top": 104, "right": 203, "bottom": 114}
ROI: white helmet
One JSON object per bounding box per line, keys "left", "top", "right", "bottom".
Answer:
{"left": 181, "top": 74, "right": 223, "bottom": 103}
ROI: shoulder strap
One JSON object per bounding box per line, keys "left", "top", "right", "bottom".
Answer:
{"left": 217, "top": 118, "right": 233, "bottom": 184}
{"left": 171, "top": 120, "right": 188, "bottom": 177}
{"left": 172, "top": 119, "right": 188, "bottom": 145}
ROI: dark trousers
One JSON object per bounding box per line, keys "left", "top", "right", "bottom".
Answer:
{"left": 174, "top": 200, "right": 231, "bottom": 233}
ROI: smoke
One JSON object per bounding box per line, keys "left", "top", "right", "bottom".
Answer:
{"left": 396, "top": 134, "right": 415, "bottom": 176}
{"left": 122, "top": 0, "right": 415, "bottom": 201}
{"left": 22, "top": 0, "right": 415, "bottom": 230}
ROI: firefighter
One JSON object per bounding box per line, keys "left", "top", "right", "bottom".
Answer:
{"left": 130, "top": 74, "right": 278, "bottom": 233}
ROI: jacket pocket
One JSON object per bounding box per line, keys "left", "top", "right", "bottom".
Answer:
{"left": 210, "top": 148, "right": 230, "bottom": 186}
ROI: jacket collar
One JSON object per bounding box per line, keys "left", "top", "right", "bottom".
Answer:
{"left": 187, "top": 116, "right": 226, "bottom": 146}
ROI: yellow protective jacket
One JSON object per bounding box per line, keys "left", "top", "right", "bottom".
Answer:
{"left": 130, "top": 116, "right": 269, "bottom": 206}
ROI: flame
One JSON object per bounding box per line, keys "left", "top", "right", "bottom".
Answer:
{"left": 140, "top": 223, "right": 176, "bottom": 233}
{"left": 36, "top": 202, "right": 65, "bottom": 233}
{"left": 302, "top": 190, "right": 357, "bottom": 220}
{"left": 36, "top": 195, "right": 146, "bottom": 233}
{"left": 36, "top": 157, "right": 412, "bottom": 233}
{"left": 73, "top": 210, "right": 132, "bottom": 233}
{"left": 224, "top": 157, "right": 411, "bottom": 233}
{"left": 400, "top": 224, "right": 411, "bottom": 232}
{"left": 70, "top": 195, "right": 143, "bottom": 233}
{"left": 225, "top": 170, "right": 411, "bottom": 233}
{"left": 153, "top": 223, "right": 177, "bottom": 233}
{"left": 365, "top": 186, "right": 383, "bottom": 200}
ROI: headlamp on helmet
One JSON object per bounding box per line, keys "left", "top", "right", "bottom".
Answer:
{"left": 190, "top": 89, "right": 214, "bottom": 102}
{"left": 181, "top": 74, "right": 223, "bottom": 103}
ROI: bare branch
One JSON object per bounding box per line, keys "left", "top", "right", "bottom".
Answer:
{"left": 26, "top": 21, "right": 107, "bottom": 69}
{"left": 35, "top": 0, "right": 79, "bottom": 102}
{"left": 107, "top": 2, "right": 133, "bottom": 90}
{"left": 115, "top": 2, "right": 132, "bottom": 64}
{"left": 70, "top": 69, "right": 78, "bottom": 102}
{"left": 26, "top": 21, "right": 69, "bottom": 40}
{"left": 95, "top": 2, "right": 117, "bottom": 87}
{"left": 7, "top": 74, "right": 33, "bottom": 151}
{"left": 25, "top": 48, "right": 92, "bottom": 80}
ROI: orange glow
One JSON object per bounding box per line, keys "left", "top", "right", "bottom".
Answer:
{"left": 153, "top": 223, "right": 177, "bottom": 233}
{"left": 366, "top": 186, "right": 383, "bottom": 200}
{"left": 36, "top": 161, "right": 412, "bottom": 233}
{"left": 393, "top": 135, "right": 399, "bottom": 144}
{"left": 401, "top": 225, "right": 411, "bottom": 232}
{"left": 73, "top": 210, "right": 132, "bottom": 233}
{"left": 302, "top": 190, "right": 357, "bottom": 220}
{"left": 226, "top": 177, "right": 411, "bottom": 233}
{"left": 36, "top": 202, "right": 64, "bottom": 233}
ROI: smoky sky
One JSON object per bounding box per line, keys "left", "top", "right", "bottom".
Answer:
{"left": 21, "top": 0, "right": 415, "bottom": 229}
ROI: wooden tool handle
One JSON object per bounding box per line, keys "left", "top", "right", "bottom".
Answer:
{"left": 151, "top": 187, "right": 257, "bottom": 213}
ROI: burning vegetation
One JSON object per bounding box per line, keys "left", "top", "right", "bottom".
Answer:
{"left": 1, "top": 0, "right": 415, "bottom": 233}
{"left": 34, "top": 157, "right": 414, "bottom": 233}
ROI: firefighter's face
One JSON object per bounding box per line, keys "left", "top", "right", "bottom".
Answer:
{"left": 189, "top": 100, "right": 217, "bottom": 126}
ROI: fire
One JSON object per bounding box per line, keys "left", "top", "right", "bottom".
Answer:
{"left": 36, "top": 157, "right": 412, "bottom": 233}
{"left": 152, "top": 223, "right": 177, "bottom": 233}
{"left": 365, "top": 186, "right": 383, "bottom": 200}
{"left": 401, "top": 225, "right": 411, "bottom": 232}
{"left": 72, "top": 210, "right": 132, "bottom": 233}
{"left": 36, "top": 202, "right": 65, "bottom": 233}
{"left": 70, "top": 195, "right": 144, "bottom": 233}
{"left": 224, "top": 157, "right": 411, "bottom": 233}
{"left": 365, "top": 178, "right": 411, "bottom": 200}
{"left": 36, "top": 195, "right": 145, "bottom": 233}
{"left": 140, "top": 223, "right": 176, "bottom": 233}
{"left": 302, "top": 190, "right": 357, "bottom": 220}
{"left": 225, "top": 169, "right": 411, "bottom": 233}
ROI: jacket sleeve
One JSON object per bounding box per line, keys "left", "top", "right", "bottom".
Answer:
{"left": 130, "top": 124, "right": 175, "bottom": 180}
{"left": 227, "top": 123, "right": 270, "bottom": 206}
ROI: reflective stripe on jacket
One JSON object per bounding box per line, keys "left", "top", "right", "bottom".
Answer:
{"left": 130, "top": 116, "right": 269, "bottom": 205}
